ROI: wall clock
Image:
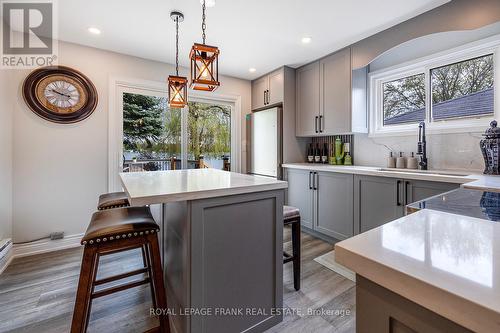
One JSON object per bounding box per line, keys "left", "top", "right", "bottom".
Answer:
{"left": 22, "top": 66, "right": 98, "bottom": 124}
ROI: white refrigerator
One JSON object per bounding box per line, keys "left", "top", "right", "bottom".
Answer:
{"left": 246, "top": 107, "right": 283, "bottom": 179}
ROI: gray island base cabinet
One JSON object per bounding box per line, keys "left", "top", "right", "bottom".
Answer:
{"left": 119, "top": 169, "right": 287, "bottom": 333}
{"left": 164, "top": 190, "right": 284, "bottom": 333}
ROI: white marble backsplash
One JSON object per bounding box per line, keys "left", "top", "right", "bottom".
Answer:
{"left": 354, "top": 132, "right": 484, "bottom": 172}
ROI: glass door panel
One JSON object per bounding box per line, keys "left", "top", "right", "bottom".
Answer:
{"left": 187, "top": 101, "right": 232, "bottom": 171}
{"left": 122, "top": 92, "right": 181, "bottom": 172}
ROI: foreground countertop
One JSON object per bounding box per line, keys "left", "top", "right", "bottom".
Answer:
{"left": 120, "top": 169, "right": 287, "bottom": 206}
{"left": 283, "top": 163, "right": 500, "bottom": 191}
{"left": 335, "top": 209, "right": 500, "bottom": 333}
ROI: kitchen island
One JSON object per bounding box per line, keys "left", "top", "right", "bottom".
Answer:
{"left": 335, "top": 208, "right": 500, "bottom": 333}
{"left": 120, "top": 169, "right": 287, "bottom": 333}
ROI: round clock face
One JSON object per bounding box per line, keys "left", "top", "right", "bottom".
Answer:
{"left": 23, "top": 66, "right": 98, "bottom": 123}
{"left": 36, "top": 75, "right": 87, "bottom": 114}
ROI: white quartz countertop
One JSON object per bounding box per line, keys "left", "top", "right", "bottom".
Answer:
{"left": 335, "top": 209, "right": 500, "bottom": 333}
{"left": 120, "top": 169, "right": 287, "bottom": 206}
{"left": 283, "top": 163, "right": 500, "bottom": 191}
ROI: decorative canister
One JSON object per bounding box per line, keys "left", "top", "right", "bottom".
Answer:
{"left": 480, "top": 120, "right": 500, "bottom": 175}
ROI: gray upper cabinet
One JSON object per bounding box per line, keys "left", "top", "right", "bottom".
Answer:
{"left": 354, "top": 175, "right": 404, "bottom": 234}
{"left": 295, "top": 61, "right": 320, "bottom": 136}
{"left": 316, "top": 172, "right": 354, "bottom": 240}
{"left": 251, "top": 76, "right": 268, "bottom": 110}
{"left": 251, "top": 68, "right": 284, "bottom": 110}
{"left": 320, "top": 48, "right": 351, "bottom": 135}
{"left": 286, "top": 168, "right": 314, "bottom": 229}
{"left": 268, "top": 69, "right": 284, "bottom": 105}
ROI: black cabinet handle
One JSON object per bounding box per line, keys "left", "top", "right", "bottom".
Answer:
{"left": 309, "top": 172, "right": 312, "bottom": 190}
{"left": 266, "top": 90, "right": 270, "bottom": 104}
{"left": 319, "top": 115, "right": 323, "bottom": 133}
{"left": 313, "top": 172, "right": 318, "bottom": 190}
{"left": 396, "top": 180, "right": 402, "bottom": 206}
{"left": 405, "top": 181, "right": 410, "bottom": 205}
{"left": 264, "top": 90, "right": 267, "bottom": 105}
{"left": 315, "top": 116, "right": 319, "bottom": 133}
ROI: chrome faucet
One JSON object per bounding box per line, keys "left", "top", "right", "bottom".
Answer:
{"left": 417, "top": 122, "right": 428, "bottom": 170}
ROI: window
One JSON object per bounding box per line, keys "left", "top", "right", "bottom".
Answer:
{"left": 370, "top": 38, "right": 498, "bottom": 136}
{"left": 121, "top": 92, "right": 233, "bottom": 173}
{"left": 383, "top": 73, "right": 425, "bottom": 125}
{"left": 431, "top": 54, "right": 494, "bottom": 121}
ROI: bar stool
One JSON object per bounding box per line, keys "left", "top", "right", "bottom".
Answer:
{"left": 97, "top": 191, "right": 130, "bottom": 210}
{"left": 283, "top": 205, "right": 301, "bottom": 291}
{"left": 71, "top": 207, "right": 169, "bottom": 333}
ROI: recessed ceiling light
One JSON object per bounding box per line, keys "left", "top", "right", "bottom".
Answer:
{"left": 249, "top": 68, "right": 256, "bottom": 73}
{"left": 201, "top": 0, "right": 216, "bottom": 7}
{"left": 88, "top": 27, "right": 101, "bottom": 35}
{"left": 301, "top": 36, "right": 312, "bottom": 44}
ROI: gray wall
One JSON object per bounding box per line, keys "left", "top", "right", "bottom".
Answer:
{"left": 352, "top": 0, "right": 500, "bottom": 69}
{"left": 0, "top": 71, "right": 13, "bottom": 241}
{"left": 7, "top": 41, "right": 251, "bottom": 243}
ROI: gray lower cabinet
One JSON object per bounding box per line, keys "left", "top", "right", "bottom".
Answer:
{"left": 354, "top": 175, "right": 460, "bottom": 233}
{"left": 286, "top": 168, "right": 354, "bottom": 240}
{"left": 286, "top": 168, "right": 314, "bottom": 229}
{"left": 316, "top": 172, "right": 354, "bottom": 239}
{"left": 354, "top": 175, "right": 404, "bottom": 234}
{"left": 405, "top": 179, "right": 458, "bottom": 204}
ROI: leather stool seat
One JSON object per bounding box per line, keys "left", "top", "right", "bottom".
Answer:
{"left": 284, "top": 205, "right": 300, "bottom": 219}
{"left": 81, "top": 207, "right": 158, "bottom": 245}
{"left": 97, "top": 192, "right": 130, "bottom": 210}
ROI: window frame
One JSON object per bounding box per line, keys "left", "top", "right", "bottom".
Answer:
{"left": 369, "top": 35, "right": 500, "bottom": 137}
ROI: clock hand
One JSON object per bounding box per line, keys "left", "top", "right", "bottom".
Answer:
{"left": 49, "top": 89, "right": 72, "bottom": 98}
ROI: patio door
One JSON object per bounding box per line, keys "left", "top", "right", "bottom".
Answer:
{"left": 120, "top": 90, "right": 234, "bottom": 174}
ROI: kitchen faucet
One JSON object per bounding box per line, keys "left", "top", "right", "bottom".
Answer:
{"left": 417, "top": 122, "right": 428, "bottom": 170}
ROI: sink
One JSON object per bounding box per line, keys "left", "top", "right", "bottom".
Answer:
{"left": 377, "top": 168, "right": 469, "bottom": 177}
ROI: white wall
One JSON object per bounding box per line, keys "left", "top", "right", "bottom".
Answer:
{"left": 0, "top": 71, "right": 13, "bottom": 241}
{"left": 354, "top": 25, "right": 500, "bottom": 171}
{"left": 10, "top": 41, "right": 251, "bottom": 243}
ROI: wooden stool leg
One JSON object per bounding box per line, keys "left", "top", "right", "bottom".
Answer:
{"left": 148, "top": 233, "right": 170, "bottom": 333}
{"left": 71, "top": 246, "right": 100, "bottom": 333}
{"left": 291, "top": 219, "right": 301, "bottom": 291}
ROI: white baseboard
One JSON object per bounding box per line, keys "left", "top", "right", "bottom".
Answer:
{"left": 13, "top": 233, "right": 83, "bottom": 258}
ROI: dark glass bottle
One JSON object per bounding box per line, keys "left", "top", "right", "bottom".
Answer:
{"left": 321, "top": 143, "right": 328, "bottom": 164}
{"left": 314, "top": 143, "right": 321, "bottom": 163}
{"left": 307, "top": 144, "right": 314, "bottom": 163}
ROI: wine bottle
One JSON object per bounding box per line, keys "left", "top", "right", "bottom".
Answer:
{"left": 307, "top": 144, "right": 314, "bottom": 163}
{"left": 321, "top": 143, "right": 328, "bottom": 164}
{"left": 314, "top": 143, "right": 321, "bottom": 163}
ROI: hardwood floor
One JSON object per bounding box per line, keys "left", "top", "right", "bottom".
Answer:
{"left": 0, "top": 228, "right": 355, "bottom": 333}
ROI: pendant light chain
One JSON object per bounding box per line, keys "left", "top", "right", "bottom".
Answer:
{"left": 175, "top": 16, "right": 179, "bottom": 76}
{"left": 202, "top": 0, "right": 206, "bottom": 44}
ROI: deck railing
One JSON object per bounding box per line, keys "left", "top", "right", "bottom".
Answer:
{"left": 123, "top": 156, "right": 230, "bottom": 172}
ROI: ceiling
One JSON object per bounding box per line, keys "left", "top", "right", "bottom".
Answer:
{"left": 57, "top": 0, "right": 450, "bottom": 80}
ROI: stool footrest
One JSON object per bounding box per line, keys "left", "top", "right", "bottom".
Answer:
{"left": 94, "top": 268, "right": 148, "bottom": 286}
{"left": 92, "top": 277, "right": 151, "bottom": 299}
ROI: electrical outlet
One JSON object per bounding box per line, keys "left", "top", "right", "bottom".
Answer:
{"left": 50, "top": 232, "right": 64, "bottom": 240}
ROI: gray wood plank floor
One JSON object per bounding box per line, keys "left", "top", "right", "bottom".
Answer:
{"left": 0, "top": 228, "right": 355, "bottom": 333}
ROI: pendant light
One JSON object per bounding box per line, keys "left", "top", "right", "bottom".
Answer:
{"left": 189, "top": 0, "right": 220, "bottom": 91}
{"left": 168, "top": 11, "right": 188, "bottom": 108}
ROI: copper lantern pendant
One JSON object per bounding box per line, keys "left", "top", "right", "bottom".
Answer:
{"left": 190, "top": 0, "right": 220, "bottom": 91}
{"left": 168, "top": 11, "right": 188, "bottom": 108}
